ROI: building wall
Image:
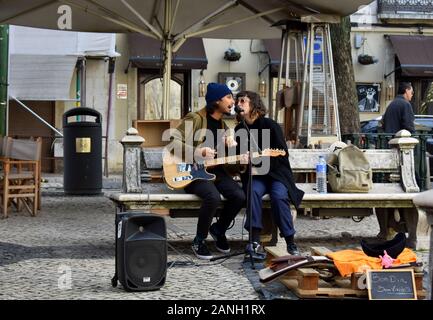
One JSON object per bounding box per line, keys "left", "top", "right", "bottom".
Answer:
{"left": 55, "top": 26, "right": 433, "bottom": 172}
{"left": 351, "top": 25, "right": 433, "bottom": 122}
{"left": 105, "top": 37, "right": 271, "bottom": 172}
{"left": 350, "top": 0, "right": 433, "bottom": 122}
{"left": 191, "top": 39, "right": 270, "bottom": 112}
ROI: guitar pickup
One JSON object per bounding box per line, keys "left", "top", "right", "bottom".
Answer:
{"left": 177, "top": 163, "right": 192, "bottom": 173}
{"left": 173, "top": 175, "right": 193, "bottom": 182}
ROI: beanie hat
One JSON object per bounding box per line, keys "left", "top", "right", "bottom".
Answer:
{"left": 205, "top": 82, "right": 232, "bottom": 107}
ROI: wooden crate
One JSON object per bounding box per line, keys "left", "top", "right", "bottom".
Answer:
{"left": 132, "top": 119, "right": 181, "bottom": 147}
{"left": 264, "top": 246, "right": 427, "bottom": 299}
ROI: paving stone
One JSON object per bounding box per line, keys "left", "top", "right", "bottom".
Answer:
{"left": 0, "top": 189, "right": 430, "bottom": 299}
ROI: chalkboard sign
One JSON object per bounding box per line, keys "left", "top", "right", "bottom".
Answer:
{"left": 367, "top": 269, "right": 417, "bottom": 300}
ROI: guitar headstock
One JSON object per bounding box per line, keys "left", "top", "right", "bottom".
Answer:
{"left": 261, "top": 148, "right": 286, "bottom": 157}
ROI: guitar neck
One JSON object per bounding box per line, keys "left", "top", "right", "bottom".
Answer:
{"left": 204, "top": 152, "right": 259, "bottom": 167}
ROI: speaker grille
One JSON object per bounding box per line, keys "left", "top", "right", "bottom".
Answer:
{"left": 126, "top": 239, "right": 166, "bottom": 288}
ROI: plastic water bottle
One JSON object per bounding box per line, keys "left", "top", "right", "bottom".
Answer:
{"left": 316, "top": 156, "right": 327, "bottom": 194}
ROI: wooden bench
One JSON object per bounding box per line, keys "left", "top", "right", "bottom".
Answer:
{"left": 109, "top": 128, "right": 430, "bottom": 249}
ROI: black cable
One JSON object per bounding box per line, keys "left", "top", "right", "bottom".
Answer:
{"left": 166, "top": 241, "right": 235, "bottom": 268}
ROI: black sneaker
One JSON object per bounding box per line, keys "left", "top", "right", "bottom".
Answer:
{"left": 287, "top": 242, "right": 300, "bottom": 256}
{"left": 192, "top": 239, "right": 213, "bottom": 260}
{"left": 209, "top": 223, "right": 230, "bottom": 253}
{"left": 245, "top": 242, "right": 267, "bottom": 261}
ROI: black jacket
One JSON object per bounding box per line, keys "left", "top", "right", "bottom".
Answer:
{"left": 382, "top": 95, "right": 415, "bottom": 134}
{"left": 235, "top": 117, "right": 305, "bottom": 209}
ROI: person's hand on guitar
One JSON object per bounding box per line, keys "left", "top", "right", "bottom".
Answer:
{"left": 224, "top": 135, "right": 238, "bottom": 148}
{"left": 195, "top": 147, "right": 217, "bottom": 160}
{"left": 239, "top": 151, "right": 249, "bottom": 165}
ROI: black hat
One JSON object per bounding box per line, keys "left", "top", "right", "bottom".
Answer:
{"left": 360, "top": 232, "right": 406, "bottom": 259}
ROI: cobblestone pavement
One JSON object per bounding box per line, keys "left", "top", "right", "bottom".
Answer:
{"left": 0, "top": 190, "right": 430, "bottom": 300}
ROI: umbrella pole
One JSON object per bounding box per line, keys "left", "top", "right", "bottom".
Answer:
{"left": 162, "top": 0, "right": 172, "bottom": 120}
{"left": 162, "top": 39, "right": 172, "bottom": 120}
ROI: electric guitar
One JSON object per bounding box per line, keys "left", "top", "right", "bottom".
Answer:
{"left": 163, "top": 148, "right": 286, "bottom": 189}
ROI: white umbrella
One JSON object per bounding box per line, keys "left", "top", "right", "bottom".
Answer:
{"left": 0, "top": 0, "right": 373, "bottom": 118}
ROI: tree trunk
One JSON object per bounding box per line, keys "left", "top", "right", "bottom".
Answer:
{"left": 330, "top": 17, "right": 360, "bottom": 134}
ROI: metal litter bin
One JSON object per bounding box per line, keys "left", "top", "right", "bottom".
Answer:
{"left": 63, "top": 107, "right": 102, "bottom": 195}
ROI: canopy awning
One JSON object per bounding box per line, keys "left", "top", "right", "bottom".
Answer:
{"left": 129, "top": 34, "right": 207, "bottom": 70}
{"left": 9, "top": 25, "right": 119, "bottom": 101}
{"left": 389, "top": 35, "right": 433, "bottom": 77}
{"left": 0, "top": 1, "right": 374, "bottom": 38}
{"left": 264, "top": 39, "right": 298, "bottom": 74}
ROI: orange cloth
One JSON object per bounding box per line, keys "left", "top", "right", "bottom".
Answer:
{"left": 326, "top": 248, "right": 417, "bottom": 277}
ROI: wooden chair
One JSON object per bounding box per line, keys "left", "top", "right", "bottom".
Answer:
{"left": 0, "top": 137, "right": 42, "bottom": 218}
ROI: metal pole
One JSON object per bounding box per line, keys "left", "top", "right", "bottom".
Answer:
{"left": 285, "top": 31, "right": 290, "bottom": 87}
{"left": 0, "top": 25, "right": 9, "bottom": 136}
{"left": 297, "top": 28, "right": 310, "bottom": 139}
{"left": 10, "top": 96, "right": 63, "bottom": 137}
{"left": 76, "top": 59, "right": 82, "bottom": 121}
{"left": 326, "top": 23, "right": 341, "bottom": 141}
{"left": 162, "top": 0, "right": 172, "bottom": 120}
{"left": 120, "top": 0, "right": 163, "bottom": 39}
{"left": 273, "top": 30, "right": 286, "bottom": 120}
{"left": 173, "top": 0, "right": 238, "bottom": 41}
{"left": 81, "top": 59, "right": 86, "bottom": 107}
{"left": 322, "top": 26, "right": 329, "bottom": 132}
{"left": 105, "top": 59, "right": 114, "bottom": 178}
{"left": 307, "top": 24, "right": 315, "bottom": 147}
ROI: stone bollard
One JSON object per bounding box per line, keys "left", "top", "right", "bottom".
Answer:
{"left": 120, "top": 128, "right": 144, "bottom": 193}
{"left": 389, "top": 129, "right": 419, "bottom": 193}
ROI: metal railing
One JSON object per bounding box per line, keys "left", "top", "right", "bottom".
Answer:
{"left": 342, "top": 132, "right": 433, "bottom": 191}
{"left": 378, "top": 0, "right": 433, "bottom": 14}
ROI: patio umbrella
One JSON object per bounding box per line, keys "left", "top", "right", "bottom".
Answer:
{"left": 0, "top": 0, "right": 373, "bottom": 118}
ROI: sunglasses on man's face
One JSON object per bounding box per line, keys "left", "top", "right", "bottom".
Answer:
{"left": 237, "top": 97, "right": 250, "bottom": 104}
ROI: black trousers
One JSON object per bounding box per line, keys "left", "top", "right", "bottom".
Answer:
{"left": 184, "top": 167, "right": 246, "bottom": 240}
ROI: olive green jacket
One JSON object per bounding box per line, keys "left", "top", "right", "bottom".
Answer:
{"left": 169, "top": 107, "right": 230, "bottom": 162}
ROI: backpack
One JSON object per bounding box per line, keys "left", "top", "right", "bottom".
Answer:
{"left": 327, "top": 144, "right": 373, "bottom": 193}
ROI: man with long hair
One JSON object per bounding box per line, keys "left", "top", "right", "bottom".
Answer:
{"left": 234, "top": 91, "right": 304, "bottom": 258}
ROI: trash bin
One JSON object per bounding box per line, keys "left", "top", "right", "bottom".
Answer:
{"left": 63, "top": 107, "right": 102, "bottom": 195}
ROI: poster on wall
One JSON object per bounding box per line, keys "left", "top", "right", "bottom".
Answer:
{"left": 357, "top": 83, "right": 380, "bottom": 112}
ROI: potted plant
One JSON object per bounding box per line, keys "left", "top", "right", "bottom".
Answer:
{"left": 224, "top": 48, "right": 241, "bottom": 62}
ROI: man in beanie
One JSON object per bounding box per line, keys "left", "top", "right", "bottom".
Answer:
{"left": 169, "top": 83, "right": 246, "bottom": 260}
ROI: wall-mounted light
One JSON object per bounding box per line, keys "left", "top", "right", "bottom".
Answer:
{"left": 198, "top": 70, "right": 206, "bottom": 97}
{"left": 257, "top": 63, "right": 270, "bottom": 98}
{"left": 386, "top": 83, "right": 394, "bottom": 101}
{"left": 258, "top": 79, "right": 267, "bottom": 98}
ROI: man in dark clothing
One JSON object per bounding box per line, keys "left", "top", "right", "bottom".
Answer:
{"left": 234, "top": 91, "right": 305, "bottom": 258}
{"left": 378, "top": 82, "right": 416, "bottom": 244}
{"left": 382, "top": 82, "right": 415, "bottom": 134}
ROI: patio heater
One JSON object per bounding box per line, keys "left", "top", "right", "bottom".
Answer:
{"left": 271, "top": 20, "right": 306, "bottom": 142}
{"left": 297, "top": 23, "right": 341, "bottom": 148}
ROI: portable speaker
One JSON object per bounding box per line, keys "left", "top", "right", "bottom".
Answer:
{"left": 115, "top": 212, "right": 167, "bottom": 291}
